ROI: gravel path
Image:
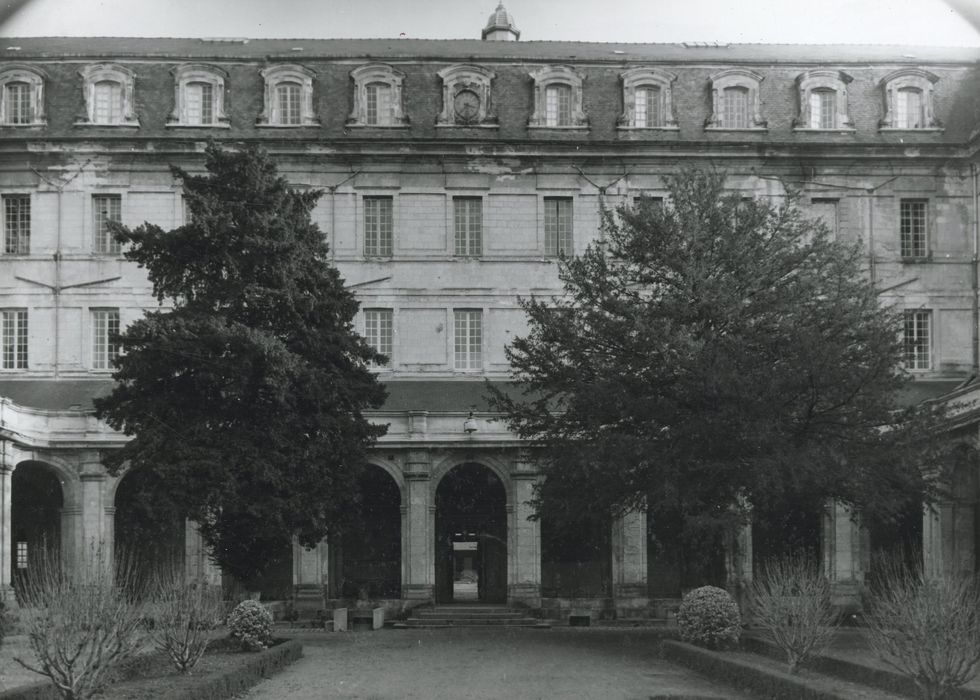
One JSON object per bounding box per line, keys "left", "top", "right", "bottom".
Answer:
{"left": 244, "top": 628, "right": 745, "bottom": 699}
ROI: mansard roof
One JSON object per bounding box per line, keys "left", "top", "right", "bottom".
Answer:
{"left": 4, "top": 37, "right": 979, "bottom": 65}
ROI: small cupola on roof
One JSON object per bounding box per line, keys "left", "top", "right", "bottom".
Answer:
{"left": 482, "top": 2, "right": 520, "bottom": 41}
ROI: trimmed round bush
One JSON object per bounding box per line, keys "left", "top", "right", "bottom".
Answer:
{"left": 677, "top": 585, "right": 741, "bottom": 649}
{"left": 228, "top": 599, "right": 273, "bottom": 651}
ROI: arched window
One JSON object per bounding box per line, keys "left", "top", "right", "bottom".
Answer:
{"left": 77, "top": 64, "right": 138, "bottom": 127}
{"left": 880, "top": 69, "right": 941, "bottom": 131}
{"left": 528, "top": 65, "right": 588, "bottom": 130}
{"left": 795, "top": 70, "right": 853, "bottom": 131}
{"left": 168, "top": 64, "right": 229, "bottom": 128}
{"left": 618, "top": 67, "right": 677, "bottom": 130}
{"left": 257, "top": 65, "right": 318, "bottom": 128}
{"left": 0, "top": 65, "right": 46, "bottom": 127}
{"left": 705, "top": 68, "right": 766, "bottom": 131}
{"left": 347, "top": 64, "right": 408, "bottom": 128}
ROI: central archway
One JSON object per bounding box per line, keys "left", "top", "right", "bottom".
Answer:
{"left": 435, "top": 463, "right": 507, "bottom": 604}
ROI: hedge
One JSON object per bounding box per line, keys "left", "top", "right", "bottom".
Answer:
{"left": 0, "top": 639, "right": 303, "bottom": 700}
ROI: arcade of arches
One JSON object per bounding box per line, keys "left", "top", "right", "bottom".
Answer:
{"left": 1, "top": 438, "right": 979, "bottom": 614}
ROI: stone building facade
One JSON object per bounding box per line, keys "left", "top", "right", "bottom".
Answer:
{"left": 1, "top": 7, "right": 979, "bottom": 616}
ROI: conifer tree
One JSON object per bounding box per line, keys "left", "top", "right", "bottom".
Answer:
{"left": 95, "top": 144, "right": 387, "bottom": 584}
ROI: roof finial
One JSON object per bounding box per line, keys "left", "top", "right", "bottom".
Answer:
{"left": 482, "top": 2, "right": 520, "bottom": 41}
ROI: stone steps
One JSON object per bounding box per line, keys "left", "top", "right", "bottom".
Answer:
{"left": 396, "top": 604, "right": 551, "bottom": 629}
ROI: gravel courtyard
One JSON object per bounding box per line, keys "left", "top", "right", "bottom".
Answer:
{"left": 244, "top": 627, "right": 745, "bottom": 699}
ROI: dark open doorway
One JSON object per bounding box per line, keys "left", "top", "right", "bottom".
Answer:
{"left": 435, "top": 463, "right": 507, "bottom": 603}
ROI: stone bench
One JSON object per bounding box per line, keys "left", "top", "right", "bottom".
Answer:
{"left": 333, "top": 606, "right": 384, "bottom": 631}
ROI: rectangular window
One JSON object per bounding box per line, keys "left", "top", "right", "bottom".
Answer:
{"left": 896, "top": 88, "right": 924, "bottom": 129}
{"left": 363, "top": 196, "right": 393, "bottom": 257}
{"left": 366, "top": 83, "right": 391, "bottom": 126}
{"left": 545, "top": 84, "right": 571, "bottom": 127}
{"left": 5, "top": 83, "right": 31, "bottom": 124}
{"left": 454, "top": 197, "right": 483, "bottom": 256}
{"left": 92, "top": 308, "right": 120, "bottom": 370}
{"left": 722, "top": 87, "right": 749, "bottom": 128}
{"left": 276, "top": 83, "right": 301, "bottom": 125}
{"left": 364, "top": 308, "right": 393, "bottom": 366}
{"left": 93, "top": 194, "right": 122, "bottom": 254}
{"left": 93, "top": 81, "right": 123, "bottom": 124}
{"left": 15, "top": 541, "right": 27, "bottom": 570}
{"left": 454, "top": 309, "right": 482, "bottom": 371}
{"left": 3, "top": 195, "right": 30, "bottom": 254}
{"left": 809, "top": 90, "right": 836, "bottom": 129}
{"left": 635, "top": 87, "right": 663, "bottom": 128}
{"left": 900, "top": 199, "right": 928, "bottom": 258}
{"left": 810, "top": 198, "right": 839, "bottom": 239}
{"left": 185, "top": 82, "right": 214, "bottom": 125}
{"left": 544, "top": 197, "right": 573, "bottom": 256}
{"left": 1, "top": 309, "right": 27, "bottom": 370}
{"left": 904, "top": 309, "right": 931, "bottom": 370}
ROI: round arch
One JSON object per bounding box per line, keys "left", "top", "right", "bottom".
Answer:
{"left": 364, "top": 458, "right": 407, "bottom": 509}
{"left": 11, "top": 460, "right": 66, "bottom": 590}
{"left": 434, "top": 462, "right": 508, "bottom": 604}
{"left": 430, "top": 454, "right": 513, "bottom": 508}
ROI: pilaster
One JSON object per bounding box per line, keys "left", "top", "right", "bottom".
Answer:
{"left": 0, "top": 442, "right": 15, "bottom": 603}
{"left": 612, "top": 509, "right": 650, "bottom": 613}
{"left": 507, "top": 452, "right": 541, "bottom": 605}
{"left": 822, "top": 501, "right": 867, "bottom": 610}
{"left": 185, "top": 520, "right": 221, "bottom": 585}
{"left": 403, "top": 450, "right": 434, "bottom": 601}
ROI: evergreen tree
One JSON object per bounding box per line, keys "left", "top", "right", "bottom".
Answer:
{"left": 490, "top": 169, "right": 951, "bottom": 541}
{"left": 95, "top": 144, "right": 387, "bottom": 584}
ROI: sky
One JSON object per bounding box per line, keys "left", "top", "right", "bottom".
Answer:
{"left": 0, "top": 0, "right": 978, "bottom": 46}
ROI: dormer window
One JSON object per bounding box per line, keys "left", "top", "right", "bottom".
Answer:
{"left": 0, "top": 66, "right": 45, "bottom": 126}
{"left": 257, "top": 65, "right": 318, "bottom": 128}
{"left": 880, "top": 69, "right": 941, "bottom": 131}
{"left": 347, "top": 64, "right": 408, "bottom": 128}
{"left": 528, "top": 66, "right": 587, "bottom": 130}
{"left": 706, "top": 68, "right": 766, "bottom": 131}
{"left": 618, "top": 67, "right": 678, "bottom": 130}
{"left": 794, "top": 70, "right": 853, "bottom": 131}
{"left": 168, "top": 65, "right": 229, "bottom": 128}
{"left": 77, "top": 64, "right": 138, "bottom": 127}
{"left": 437, "top": 64, "right": 497, "bottom": 128}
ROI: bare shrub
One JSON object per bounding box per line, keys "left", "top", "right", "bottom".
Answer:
{"left": 865, "top": 556, "right": 980, "bottom": 700}
{"left": 749, "top": 553, "right": 839, "bottom": 674}
{"left": 146, "top": 567, "right": 224, "bottom": 674}
{"left": 14, "top": 545, "right": 147, "bottom": 700}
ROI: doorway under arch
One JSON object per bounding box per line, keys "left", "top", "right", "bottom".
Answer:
{"left": 435, "top": 463, "right": 507, "bottom": 604}
{"left": 12, "top": 461, "right": 64, "bottom": 592}
{"left": 332, "top": 465, "right": 402, "bottom": 599}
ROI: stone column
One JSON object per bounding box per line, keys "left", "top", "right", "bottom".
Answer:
{"left": 291, "top": 536, "right": 328, "bottom": 614}
{"left": 402, "top": 450, "right": 434, "bottom": 601}
{"left": 725, "top": 515, "right": 753, "bottom": 608}
{"left": 507, "top": 452, "right": 541, "bottom": 605}
{"left": 185, "top": 520, "right": 221, "bottom": 586}
{"left": 923, "top": 501, "right": 974, "bottom": 579}
{"left": 612, "top": 509, "right": 650, "bottom": 615}
{"left": 79, "top": 453, "right": 110, "bottom": 572}
{"left": 0, "top": 441, "right": 15, "bottom": 603}
{"left": 822, "top": 501, "right": 867, "bottom": 610}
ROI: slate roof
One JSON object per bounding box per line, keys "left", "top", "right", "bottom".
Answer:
{"left": 3, "top": 37, "right": 978, "bottom": 64}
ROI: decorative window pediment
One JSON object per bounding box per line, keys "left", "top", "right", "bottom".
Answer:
{"left": 879, "top": 69, "right": 941, "bottom": 131}
{"left": 0, "top": 65, "right": 46, "bottom": 127}
{"left": 77, "top": 64, "right": 139, "bottom": 127}
{"left": 618, "top": 67, "right": 678, "bottom": 130}
{"left": 705, "top": 68, "right": 766, "bottom": 130}
{"left": 347, "top": 64, "right": 408, "bottom": 128}
{"left": 257, "top": 64, "right": 318, "bottom": 127}
{"left": 528, "top": 65, "right": 588, "bottom": 130}
{"left": 794, "top": 70, "right": 853, "bottom": 130}
{"left": 168, "top": 64, "right": 229, "bottom": 128}
{"left": 436, "top": 64, "right": 497, "bottom": 127}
